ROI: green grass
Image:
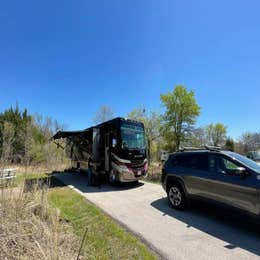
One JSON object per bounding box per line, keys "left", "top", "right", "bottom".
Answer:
{"left": 48, "top": 186, "right": 158, "bottom": 260}
{"left": 0, "top": 172, "right": 50, "bottom": 189}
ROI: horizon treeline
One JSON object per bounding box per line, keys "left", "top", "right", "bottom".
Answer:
{"left": 1, "top": 85, "right": 260, "bottom": 165}
{"left": 0, "top": 104, "right": 67, "bottom": 166}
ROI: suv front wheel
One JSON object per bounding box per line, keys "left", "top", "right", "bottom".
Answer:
{"left": 167, "top": 183, "right": 186, "bottom": 210}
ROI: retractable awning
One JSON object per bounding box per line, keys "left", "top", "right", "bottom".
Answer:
{"left": 51, "top": 129, "right": 91, "bottom": 140}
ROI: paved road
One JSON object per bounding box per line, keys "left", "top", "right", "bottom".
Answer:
{"left": 55, "top": 172, "right": 260, "bottom": 260}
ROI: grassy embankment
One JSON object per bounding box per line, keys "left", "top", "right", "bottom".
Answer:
{"left": 1, "top": 168, "right": 157, "bottom": 259}
{"left": 48, "top": 185, "right": 157, "bottom": 259}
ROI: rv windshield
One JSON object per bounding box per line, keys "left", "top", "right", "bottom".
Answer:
{"left": 120, "top": 122, "right": 146, "bottom": 150}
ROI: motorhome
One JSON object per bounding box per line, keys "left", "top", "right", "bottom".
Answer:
{"left": 52, "top": 117, "right": 148, "bottom": 184}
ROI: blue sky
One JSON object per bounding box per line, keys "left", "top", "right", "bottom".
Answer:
{"left": 1, "top": 0, "right": 259, "bottom": 139}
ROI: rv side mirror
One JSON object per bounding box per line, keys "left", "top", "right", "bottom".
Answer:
{"left": 112, "top": 138, "right": 117, "bottom": 148}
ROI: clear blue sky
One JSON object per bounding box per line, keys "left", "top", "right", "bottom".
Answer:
{"left": 1, "top": 0, "right": 259, "bottom": 139}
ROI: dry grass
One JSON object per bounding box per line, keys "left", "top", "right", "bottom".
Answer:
{"left": 0, "top": 163, "right": 70, "bottom": 176}
{"left": 144, "top": 162, "right": 162, "bottom": 183}
{"left": 0, "top": 162, "right": 157, "bottom": 260}
{"left": 0, "top": 180, "right": 80, "bottom": 260}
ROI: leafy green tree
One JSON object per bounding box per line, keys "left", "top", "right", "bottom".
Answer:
{"left": 206, "top": 123, "right": 227, "bottom": 147}
{"left": 127, "top": 108, "right": 161, "bottom": 162}
{"left": 1, "top": 122, "right": 15, "bottom": 162}
{"left": 160, "top": 85, "right": 200, "bottom": 151}
{"left": 0, "top": 104, "right": 32, "bottom": 161}
{"left": 0, "top": 104, "right": 67, "bottom": 166}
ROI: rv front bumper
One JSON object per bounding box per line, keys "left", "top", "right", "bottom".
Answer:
{"left": 118, "top": 171, "right": 143, "bottom": 182}
{"left": 112, "top": 162, "right": 146, "bottom": 182}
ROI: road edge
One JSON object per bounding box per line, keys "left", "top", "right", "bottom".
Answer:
{"left": 54, "top": 175, "right": 167, "bottom": 260}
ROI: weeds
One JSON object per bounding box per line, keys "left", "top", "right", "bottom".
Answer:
{"left": 0, "top": 175, "right": 80, "bottom": 260}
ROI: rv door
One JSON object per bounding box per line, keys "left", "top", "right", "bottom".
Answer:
{"left": 92, "top": 128, "right": 100, "bottom": 162}
{"left": 105, "top": 133, "right": 110, "bottom": 172}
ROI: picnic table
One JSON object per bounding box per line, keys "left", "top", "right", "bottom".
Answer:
{"left": 0, "top": 168, "right": 17, "bottom": 185}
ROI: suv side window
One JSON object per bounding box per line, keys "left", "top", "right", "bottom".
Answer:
{"left": 217, "top": 155, "right": 242, "bottom": 176}
{"left": 208, "top": 155, "right": 218, "bottom": 173}
{"left": 172, "top": 154, "right": 208, "bottom": 171}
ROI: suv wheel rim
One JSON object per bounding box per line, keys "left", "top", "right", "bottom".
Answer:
{"left": 169, "top": 187, "right": 182, "bottom": 206}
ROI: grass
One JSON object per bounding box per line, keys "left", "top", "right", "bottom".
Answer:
{"left": 143, "top": 163, "right": 162, "bottom": 184}
{"left": 0, "top": 179, "right": 79, "bottom": 259}
{"left": 15, "top": 172, "right": 50, "bottom": 185}
{"left": 1, "top": 167, "right": 158, "bottom": 259}
{"left": 48, "top": 186, "right": 158, "bottom": 260}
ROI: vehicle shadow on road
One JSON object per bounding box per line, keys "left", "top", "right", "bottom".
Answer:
{"left": 53, "top": 171, "right": 144, "bottom": 193}
{"left": 151, "top": 197, "right": 260, "bottom": 257}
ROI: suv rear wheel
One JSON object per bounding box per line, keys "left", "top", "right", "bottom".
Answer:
{"left": 167, "top": 183, "right": 186, "bottom": 210}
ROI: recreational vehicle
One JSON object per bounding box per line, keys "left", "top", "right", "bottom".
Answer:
{"left": 52, "top": 117, "right": 148, "bottom": 184}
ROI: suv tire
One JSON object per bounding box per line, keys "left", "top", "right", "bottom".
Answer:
{"left": 167, "top": 183, "right": 186, "bottom": 210}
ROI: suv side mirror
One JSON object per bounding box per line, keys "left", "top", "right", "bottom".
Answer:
{"left": 236, "top": 167, "right": 248, "bottom": 178}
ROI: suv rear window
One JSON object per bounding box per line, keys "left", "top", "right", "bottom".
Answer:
{"left": 172, "top": 153, "right": 208, "bottom": 171}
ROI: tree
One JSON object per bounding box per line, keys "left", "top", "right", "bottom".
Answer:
{"left": 127, "top": 107, "right": 161, "bottom": 162}
{"left": 1, "top": 122, "right": 15, "bottom": 163}
{"left": 160, "top": 85, "right": 200, "bottom": 151}
{"left": 0, "top": 105, "right": 68, "bottom": 166}
{"left": 205, "top": 123, "right": 227, "bottom": 147}
{"left": 184, "top": 127, "right": 207, "bottom": 147}
{"left": 0, "top": 104, "right": 32, "bottom": 161}
{"left": 225, "top": 137, "right": 235, "bottom": 151}
{"left": 238, "top": 132, "right": 260, "bottom": 153}
{"left": 93, "top": 105, "right": 114, "bottom": 124}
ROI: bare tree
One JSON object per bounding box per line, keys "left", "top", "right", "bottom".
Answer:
{"left": 239, "top": 132, "right": 260, "bottom": 153}
{"left": 34, "top": 113, "right": 66, "bottom": 139}
{"left": 93, "top": 105, "right": 114, "bottom": 124}
{"left": 127, "top": 107, "right": 161, "bottom": 162}
{"left": 183, "top": 127, "right": 207, "bottom": 147}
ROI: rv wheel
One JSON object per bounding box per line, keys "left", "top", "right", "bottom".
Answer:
{"left": 109, "top": 170, "right": 117, "bottom": 185}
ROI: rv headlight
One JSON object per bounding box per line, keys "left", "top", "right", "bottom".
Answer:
{"left": 119, "top": 165, "right": 128, "bottom": 171}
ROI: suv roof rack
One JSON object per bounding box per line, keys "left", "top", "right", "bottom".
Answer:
{"left": 178, "top": 147, "right": 202, "bottom": 152}
{"left": 204, "top": 145, "right": 221, "bottom": 151}
{"left": 178, "top": 146, "right": 221, "bottom": 152}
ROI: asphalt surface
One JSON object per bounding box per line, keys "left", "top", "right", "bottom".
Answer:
{"left": 54, "top": 172, "right": 260, "bottom": 260}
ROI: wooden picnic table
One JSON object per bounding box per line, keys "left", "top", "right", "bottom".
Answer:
{"left": 0, "top": 168, "right": 17, "bottom": 184}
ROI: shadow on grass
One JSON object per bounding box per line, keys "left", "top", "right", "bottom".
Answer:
{"left": 23, "top": 174, "right": 66, "bottom": 192}
{"left": 151, "top": 197, "right": 260, "bottom": 257}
